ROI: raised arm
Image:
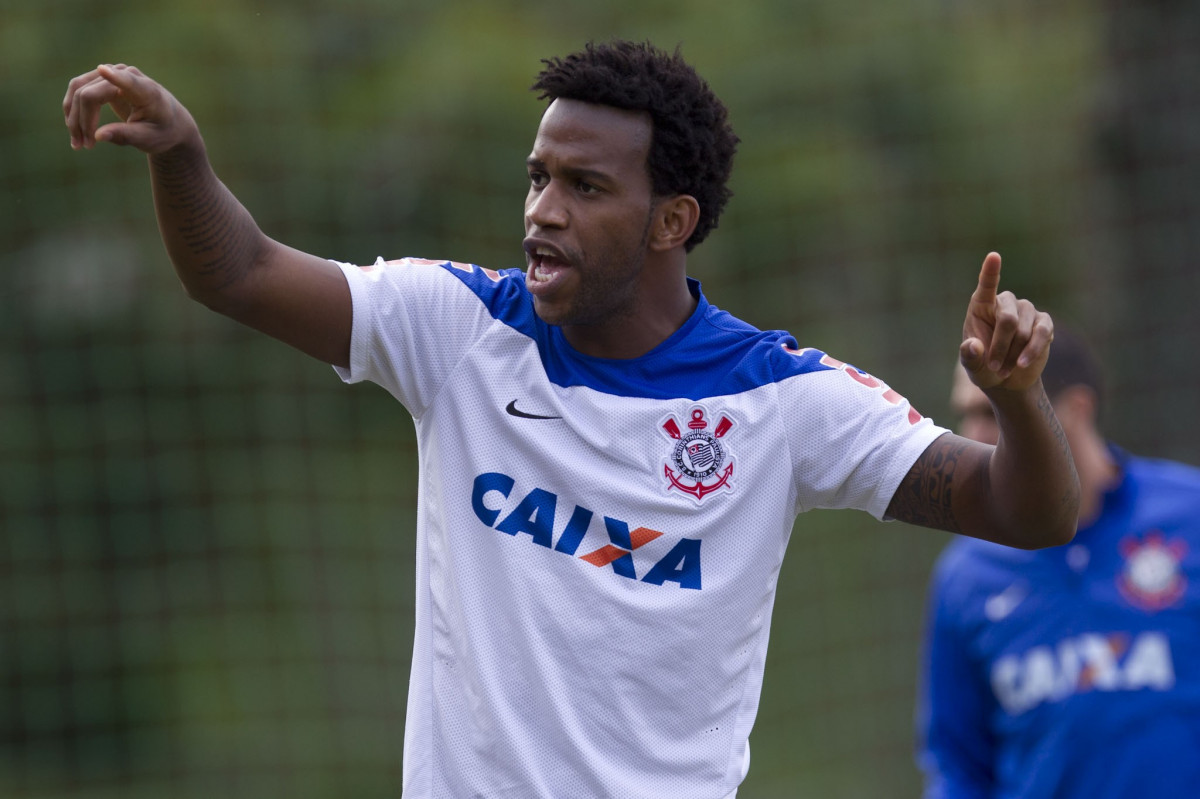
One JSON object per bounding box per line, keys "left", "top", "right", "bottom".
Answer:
{"left": 64, "top": 64, "right": 351, "bottom": 367}
{"left": 886, "top": 253, "right": 1079, "bottom": 549}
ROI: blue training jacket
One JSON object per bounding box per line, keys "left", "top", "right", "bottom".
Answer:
{"left": 917, "top": 448, "right": 1200, "bottom": 799}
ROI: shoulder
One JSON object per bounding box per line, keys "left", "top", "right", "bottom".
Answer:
{"left": 350, "top": 256, "right": 523, "bottom": 290}
{"left": 1126, "top": 452, "right": 1200, "bottom": 491}
{"left": 346, "top": 256, "right": 534, "bottom": 327}
{"left": 700, "top": 303, "right": 925, "bottom": 411}
{"left": 930, "top": 535, "right": 1035, "bottom": 605}
{"left": 689, "top": 299, "right": 878, "bottom": 388}
{"left": 1124, "top": 453, "right": 1200, "bottom": 519}
{"left": 695, "top": 301, "right": 832, "bottom": 374}
{"left": 378, "top": 257, "right": 528, "bottom": 307}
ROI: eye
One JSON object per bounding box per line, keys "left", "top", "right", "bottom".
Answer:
{"left": 528, "top": 170, "right": 548, "bottom": 189}
{"left": 577, "top": 181, "right": 600, "bottom": 195}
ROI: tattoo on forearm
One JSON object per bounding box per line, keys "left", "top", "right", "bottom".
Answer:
{"left": 153, "top": 151, "right": 255, "bottom": 291}
{"left": 1038, "top": 387, "right": 1081, "bottom": 517}
{"left": 888, "top": 434, "right": 967, "bottom": 532}
{"left": 1038, "top": 389, "right": 1070, "bottom": 463}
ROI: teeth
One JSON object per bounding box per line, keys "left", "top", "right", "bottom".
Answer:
{"left": 536, "top": 247, "right": 554, "bottom": 256}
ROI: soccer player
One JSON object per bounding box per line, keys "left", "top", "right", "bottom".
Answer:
{"left": 917, "top": 327, "right": 1200, "bottom": 798}
{"left": 65, "top": 41, "right": 1078, "bottom": 798}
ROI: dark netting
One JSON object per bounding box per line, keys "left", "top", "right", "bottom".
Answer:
{"left": 4, "top": 1, "right": 1198, "bottom": 796}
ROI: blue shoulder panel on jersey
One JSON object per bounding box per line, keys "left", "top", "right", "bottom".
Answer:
{"left": 439, "top": 262, "right": 837, "bottom": 400}
{"left": 1121, "top": 452, "right": 1200, "bottom": 530}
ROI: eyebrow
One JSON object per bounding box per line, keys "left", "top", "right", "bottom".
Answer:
{"left": 525, "top": 157, "right": 613, "bottom": 185}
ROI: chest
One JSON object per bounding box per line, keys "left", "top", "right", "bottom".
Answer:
{"left": 970, "top": 532, "right": 1200, "bottom": 717}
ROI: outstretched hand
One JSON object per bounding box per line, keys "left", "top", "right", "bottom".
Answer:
{"left": 63, "top": 64, "right": 198, "bottom": 155}
{"left": 960, "top": 252, "right": 1054, "bottom": 392}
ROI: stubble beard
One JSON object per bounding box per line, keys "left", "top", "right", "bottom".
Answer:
{"left": 553, "top": 210, "right": 656, "bottom": 328}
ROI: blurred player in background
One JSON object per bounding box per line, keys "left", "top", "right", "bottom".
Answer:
{"left": 65, "top": 41, "right": 1077, "bottom": 798}
{"left": 917, "top": 326, "right": 1200, "bottom": 798}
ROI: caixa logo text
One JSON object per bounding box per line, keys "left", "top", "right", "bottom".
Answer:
{"left": 990, "top": 631, "right": 1176, "bottom": 715}
{"left": 471, "top": 472, "right": 702, "bottom": 589}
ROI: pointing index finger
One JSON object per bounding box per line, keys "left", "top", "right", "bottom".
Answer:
{"left": 972, "top": 251, "right": 1002, "bottom": 305}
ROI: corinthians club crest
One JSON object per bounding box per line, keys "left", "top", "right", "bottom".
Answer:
{"left": 660, "top": 407, "right": 736, "bottom": 502}
{"left": 1118, "top": 531, "right": 1188, "bottom": 612}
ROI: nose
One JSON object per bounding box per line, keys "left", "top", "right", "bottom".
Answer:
{"left": 525, "top": 182, "right": 568, "bottom": 230}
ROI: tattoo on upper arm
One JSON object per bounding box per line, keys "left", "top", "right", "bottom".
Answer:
{"left": 886, "top": 433, "right": 970, "bottom": 532}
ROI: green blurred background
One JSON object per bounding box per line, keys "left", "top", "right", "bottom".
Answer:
{"left": 3, "top": 0, "right": 1199, "bottom": 796}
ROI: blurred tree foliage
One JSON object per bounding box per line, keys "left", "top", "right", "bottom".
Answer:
{"left": 4, "top": 0, "right": 1198, "bottom": 797}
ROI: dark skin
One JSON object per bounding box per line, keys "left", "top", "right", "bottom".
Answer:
{"left": 64, "top": 63, "right": 1079, "bottom": 549}
{"left": 64, "top": 64, "right": 352, "bottom": 366}
{"left": 884, "top": 255, "right": 1080, "bottom": 547}
{"left": 522, "top": 98, "right": 699, "bottom": 357}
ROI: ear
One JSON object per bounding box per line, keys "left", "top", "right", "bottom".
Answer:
{"left": 648, "top": 195, "right": 700, "bottom": 252}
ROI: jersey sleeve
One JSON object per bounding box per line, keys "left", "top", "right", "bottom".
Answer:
{"left": 916, "top": 553, "right": 996, "bottom": 799}
{"left": 778, "top": 351, "right": 948, "bottom": 519}
{"left": 331, "top": 257, "right": 507, "bottom": 417}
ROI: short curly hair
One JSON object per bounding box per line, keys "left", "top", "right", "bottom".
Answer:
{"left": 531, "top": 40, "right": 739, "bottom": 252}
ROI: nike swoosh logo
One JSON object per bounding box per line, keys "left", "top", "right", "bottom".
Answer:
{"left": 505, "top": 400, "right": 562, "bottom": 420}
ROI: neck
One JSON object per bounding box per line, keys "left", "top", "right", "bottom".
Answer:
{"left": 563, "top": 249, "right": 697, "bottom": 358}
{"left": 1073, "top": 428, "right": 1120, "bottom": 527}
{"left": 564, "top": 278, "right": 697, "bottom": 359}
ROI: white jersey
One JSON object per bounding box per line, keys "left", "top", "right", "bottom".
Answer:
{"left": 334, "top": 257, "right": 947, "bottom": 798}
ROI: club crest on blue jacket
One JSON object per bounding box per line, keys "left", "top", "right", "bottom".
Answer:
{"left": 1118, "top": 531, "right": 1188, "bottom": 611}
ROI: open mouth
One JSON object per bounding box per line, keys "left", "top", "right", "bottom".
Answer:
{"left": 524, "top": 241, "right": 571, "bottom": 294}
